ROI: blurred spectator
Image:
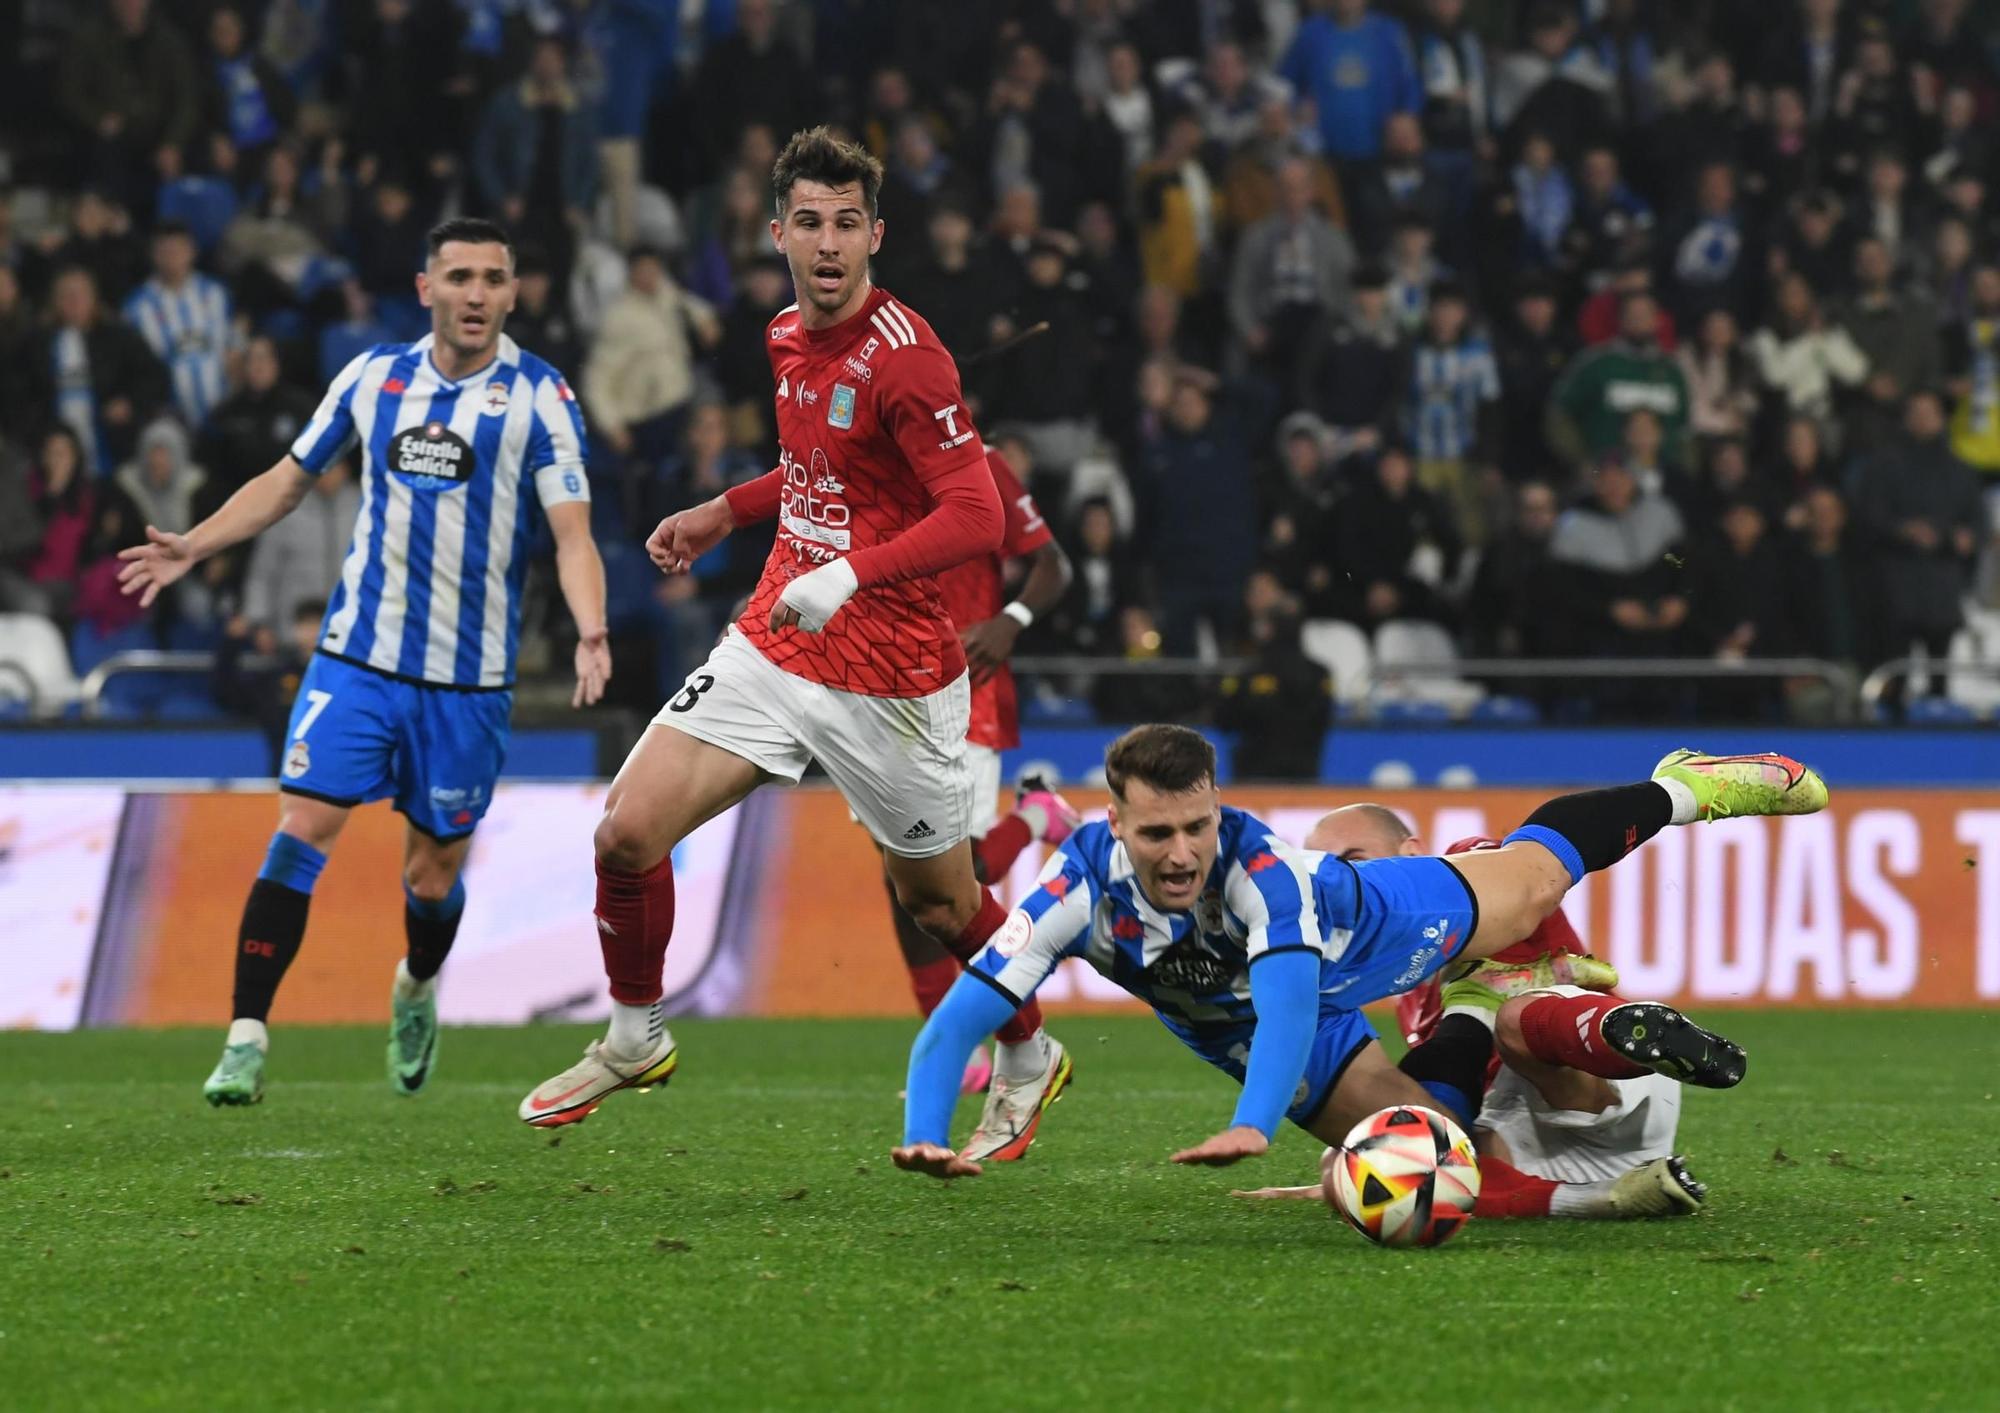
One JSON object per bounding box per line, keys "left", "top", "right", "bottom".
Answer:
{"left": 23, "top": 265, "right": 171, "bottom": 477}
{"left": 1748, "top": 271, "right": 1870, "bottom": 441}
{"left": 1301, "top": 263, "right": 1406, "bottom": 451}
{"left": 1135, "top": 111, "right": 1222, "bottom": 300}
{"left": 1618, "top": 407, "right": 1683, "bottom": 499}
{"left": 1182, "top": 41, "right": 1288, "bottom": 156}
{"left": 1772, "top": 189, "right": 1852, "bottom": 300}
{"left": 1406, "top": 0, "right": 1492, "bottom": 164}
{"left": 1851, "top": 150, "right": 1930, "bottom": 281}
{"left": 1784, "top": 484, "right": 1881, "bottom": 693}
{"left": 1760, "top": 0, "right": 1852, "bottom": 126}
{"left": 973, "top": 42, "right": 1098, "bottom": 228}
{"left": 986, "top": 239, "right": 1098, "bottom": 480}
{"left": 343, "top": 0, "right": 474, "bottom": 193}
{"left": 1830, "top": 29, "right": 1923, "bottom": 178}
{"left": 640, "top": 404, "right": 760, "bottom": 698}
{"left": 1681, "top": 433, "right": 1776, "bottom": 535}
{"left": 583, "top": 248, "right": 720, "bottom": 470}
{"left": 1495, "top": 273, "right": 1573, "bottom": 482}
{"left": 1773, "top": 415, "right": 1840, "bottom": 527}
{"left": 1944, "top": 264, "right": 2000, "bottom": 477}
{"left": 1227, "top": 157, "right": 1356, "bottom": 378}
{"left": 349, "top": 176, "right": 433, "bottom": 310}
{"left": 216, "top": 143, "right": 348, "bottom": 319}
{"left": 472, "top": 35, "right": 598, "bottom": 293}
{"left": 1546, "top": 289, "right": 1689, "bottom": 473}
{"left": 1587, "top": 0, "right": 1666, "bottom": 131}
{"left": 1685, "top": 498, "right": 1792, "bottom": 716}
{"left": 40, "top": 189, "right": 145, "bottom": 307}
{"left": 1091, "top": 605, "right": 1202, "bottom": 722}
{"left": 0, "top": 267, "right": 38, "bottom": 432}
{"left": 1508, "top": 131, "right": 1574, "bottom": 270}
{"left": 240, "top": 458, "right": 355, "bottom": 636}
{"left": 714, "top": 255, "right": 794, "bottom": 453}
{"left": 0, "top": 437, "right": 44, "bottom": 615}
{"left": 1262, "top": 412, "right": 1340, "bottom": 611}
{"left": 1577, "top": 263, "right": 1677, "bottom": 350}
{"left": 1135, "top": 376, "right": 1256, "bottom": 655}
{"left": 202, "top": 4, "right": 296, "bottom": 181}
{"left": 1222, "top": 95, "right": 1348, "bottom": 234}
{"left": 1837, "top": 236, "right": 1944, "bottom": 453}
{"left": 1350, "top": 112, "right": 1457, "bottom": 258}
{"left": 55, "top": 0, "right": 202, "bottom": 208}
{"left": 1384, "top": 213, "right": 1448, "bottom": 333}
{"left": 1492, "top": 0, "right": 1614, "bottom": 164}
{"left": 213, "top": 596, "right": 322, "bottom": 772}
{"left": 1653, "top": 51, "right": 1752, "bottom": 196}
{"left": 1904, "top": 0, "right": 1998, "bottom": 99}
{"left": 111, "top": 417, "right": 216, "bottom": 625}
{"left": 197, "top": 335, "right": 316, "bottom": 501}
{"left": 1466, "top": 476, "right": 1564, "bottom": 660}
{"left": 124, "top": 222, "right": 239, "bottom": 431}
{"left": 1279, "top": 0, "right": 1421, "bottom": 167}
{"left": 1659, "top": 161, "right": 1761, "bottom": 322}
{"left": 1562, "top": 144, "right": 1654, "bottom": 287}
{"left": 1406, "top": 279, "right": 1499, "bottom": 541}
{"left": 1744, "top": 85, "right": 1818, "bottom": 214}
{"left": 1099, "top": 42, "right": 1157, "bottom": 174}
{"left": 892, "top": 204, "right": 996, "bottom": 375}
{"left": 21, "top": 428, "right": 97, "bottom": 620}
{"left": 1330, "top": 444, "right": 1460, "bottom": 630}
{"left": 1921, "top": 85, "right": 1995, "bottom": 199}
{"left": 1051, "top": 497, "right": 1143, "bottom": 658}
{"left": 507, "top": 252, "right": 584, "bottom": 379}
{"left": 1853, "top": 389, "right": 1983, "bottom": 693}
{"left": 1927, "top": 215, "right": 1978, "bottom": 328}
{"left": 1677, "top": 306, "right": 1760, "bottom": 442}
{"left": 873, "top": 118, "right": 956, "bottom": 275}
{"left": 1548, "top": 456, "right": 1689, "bottom": 670}
{"left": 1217, "top": 572, "right": 1331, "bottom": 780}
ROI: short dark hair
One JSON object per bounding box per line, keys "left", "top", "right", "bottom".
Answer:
{"left": 771, "top": 125, "right": 884, "bottom": 218}
{"left": 295, "top": 597, "right": 328, "bottom": 623}
{"left": 427, "top": 217, "right": 514, "bottom": 263}
{"left": 152, "top": 220, "right": 195, "bottom": 244}
{"left": 1104, "top": 724, "right": 1217, "bottom": 799}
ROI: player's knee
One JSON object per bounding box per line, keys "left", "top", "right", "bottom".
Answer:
{"left": 402, "top": 857, "right": 457, "bottom": 906}
{"left": 593, "top": 809, "right": 665, "bottom": 873}
{"left": 892, "top": 883, "right": 968, "bottom": 945}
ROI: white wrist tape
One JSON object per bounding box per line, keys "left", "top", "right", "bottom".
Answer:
{"left": 779, "top": 557, "right": 860, "bottom": 632}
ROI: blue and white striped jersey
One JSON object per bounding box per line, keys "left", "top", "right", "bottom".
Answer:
{"left": 1409, "top": 335, "right": 1500, "bottom": 461}
{"left": 972, "top": 806, "right": 1358, "bottom": 1032}
{"left": 125, "top": 274, "right": 237, "bottom": 428}
{"left": 289, "top": 333, "right": 591, "bottom": 689}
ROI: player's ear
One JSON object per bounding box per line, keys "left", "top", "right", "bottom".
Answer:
{"left": 869, "top": 218, "right": 884, "bottom": 255}
{"left": 769, "top": 217, "right": 784, "bottom": 251}
{"left": 1401, "top": 837, "right": 1426, "bottom": 857}
{"left": 1106, "top": 800, "right": 1122, "bottom": 840}
{"left": 415, "top": 270, "right": 432, "bottom": 308}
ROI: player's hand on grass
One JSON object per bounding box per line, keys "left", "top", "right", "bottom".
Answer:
{"left": 1171, "top": 1125, "right": 1269, "bottom": 1167}
{"left": 1227, "top": 1184, "right": 1325, "bottom": 1200}
{"left": 960, "top": 614, "right": 1022, "bottom": 682}
{"left": 116, "top": 525, "right": 196, "bottom": 607}
{"left": 648, "top": 497, "right": 734, "bottom": 574}
{"left": 572, "top": 629, "right": 611, "bottom": 708}
{"left": 891, "top": 1143, "right": 983, "bottom": 1180}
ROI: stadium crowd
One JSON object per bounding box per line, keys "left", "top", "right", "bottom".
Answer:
{"left": 1, "top": 0, "right": 1999, "bottom": 734}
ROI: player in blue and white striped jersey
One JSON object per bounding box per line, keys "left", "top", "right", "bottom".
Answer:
{"left": 123, "top": 222, "right": 240, "bottom": 430}
{"left": 119, "top": 218, "right": 612, "bottom": 1110}
{"left": 895, "top": 725, "right": 1828, "bottom": 1180}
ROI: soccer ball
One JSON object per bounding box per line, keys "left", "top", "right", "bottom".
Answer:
{"left": 1322, "top": 1104, "right": 1481, "bottom": 1248}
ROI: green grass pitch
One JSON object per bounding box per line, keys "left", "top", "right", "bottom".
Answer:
{"left": 4, "top": 1013, "right": 1998, "bottom": 1411}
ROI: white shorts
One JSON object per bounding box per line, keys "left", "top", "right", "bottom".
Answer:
{"left": 966, "top": 743, "right": 1003, "bottom": 834}
{"left": 1473, "top": 985, "right": 1683, "bottom": 1185}
{"left": 655, "top": 628, "right": 974, "bottom": 858}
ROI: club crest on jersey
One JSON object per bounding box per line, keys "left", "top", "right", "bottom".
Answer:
{"left": 481, "top": 380, "right": 510, "bottom": 416}
{"left": 828, "top": 383, "right": 857, "bottom": 429}
{"left": 283, "top": 739, "right": 311, "bottom": 779}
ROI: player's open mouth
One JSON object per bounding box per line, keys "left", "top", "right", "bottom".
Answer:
{"left": 462, "top": 315, "right": 487, "bottom": 333}
{"left": 1158, "top": 869, "right": 1199, "bottom": 896}
{"left": 812, "top": 263, "right": 843, "bottom": 290}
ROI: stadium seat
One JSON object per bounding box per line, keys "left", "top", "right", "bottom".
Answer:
{"left": 1468, "top": 694, "right": 1542, "bottom": 724}
{"left": 1906, "top": 696, "right": 1979, "bottom": 725}
{"left": 1946, "top": 609, "right": 2000, "bottom": 716}
{"left": 1300, "top": 619, "right": 1372, "bottom": 705}
{"left": 0, "top": 614, "right": 80, "bottom": 714}
{"left": 68, "top": 620, "right": 158, "bottom": 677}
{"left": 156, "top": 176, "right": 239, "bottom": 252}
{"left": 1371, "top": 619, "right": 1485, "bottom": 715}
{"left": 1373, "top": 699, "right": 1454, "bottom": 724}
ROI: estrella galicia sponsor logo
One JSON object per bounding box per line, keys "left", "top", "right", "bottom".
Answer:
{"left": 1146, "top": 936, "right": 1236, "bottom": 994}
{"left": 391, "top": 421, "right": 474, "bottom": 487}
{"left": 828, "top": 383, "right": 857, "bottom": 429}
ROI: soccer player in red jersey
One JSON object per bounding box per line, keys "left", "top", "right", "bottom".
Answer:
{"left": 890, "top": 447, "right": 1079, "bottom": 1096}
{"left": 520, "top": 128, "right": 1074, "bottom": 1157}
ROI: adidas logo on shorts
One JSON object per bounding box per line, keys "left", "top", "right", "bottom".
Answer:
{"left": 903, "top": 819, "right": 936, "bottom": 841}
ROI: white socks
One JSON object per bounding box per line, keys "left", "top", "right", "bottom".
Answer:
{"left": 1550, "top": 1178, "right": 1617, "bottom": 1218}
{"left": 225, "top": 1018, "right": 269, "bottom": 1052}
{"left": 993, "top": 1030, "right": 1053, "bottom": 1085}
{"left": 392, "top": 958, "right": 436, "bottom": 1003}
{"left": 1014, "top": 799, "right": 1052, "bottom": 841}
{"left": 608, "top": 1000, "right": 666, "bottom": 1059}
{"left": 1655, "top": 777, "right": 1700, "bottom": 827}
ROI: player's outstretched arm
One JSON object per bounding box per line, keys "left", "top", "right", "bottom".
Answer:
{"left": 895, "top": 972, "right": 1020, "bottom": 1180}
{"left": 963, "top": 538, "right": 1072, "bottom": 681}
{"left": 1171, "top": 948, "right": 1320, "bottom": 1168}
{"left": 117, "top": 456, "right": 314, "bottom": 606}
{"left": 547, "top": 501, "right": 611, "bottom": 707}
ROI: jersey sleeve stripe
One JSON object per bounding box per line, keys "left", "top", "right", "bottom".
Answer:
{"left": 291, "top": 349, "right": 374, "bottom": 474}
{"left": 868, "top": 309, "right": 909, "bottom": 349}
{"left": 882, "top": 301, "right": 918, "bottom": 345}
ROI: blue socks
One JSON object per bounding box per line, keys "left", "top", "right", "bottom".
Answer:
{"left": 258, "top": 832, "right": 328, "bottom": 894}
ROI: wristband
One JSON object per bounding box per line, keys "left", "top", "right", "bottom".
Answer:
{"left": 1001, "top": 601, "right": 1034, "bottom": 629}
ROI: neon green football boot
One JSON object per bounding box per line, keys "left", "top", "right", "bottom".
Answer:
{"left": 1653, "top": 749, "right": 1828, "bottom": 821}
{"left": 1439, "top": 952, "right": 1622, "bottom": 1019}
{"left": 388, "top": 971, "right": 440, "bottom": 1097}
{"left": 203, "top": 1043, "right": 266, "bottom": 1107}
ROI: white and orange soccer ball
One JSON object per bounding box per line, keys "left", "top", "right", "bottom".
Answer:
{"left": 1322, "top": 1104, "right": 1481, "bottom": 1248}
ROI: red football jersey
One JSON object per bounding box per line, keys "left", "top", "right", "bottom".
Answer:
{"left": 738, "top": 286, "right": 987, "bottom": 697}
{"left": 938, "top": 449, "right": 1053, "bottom": 749}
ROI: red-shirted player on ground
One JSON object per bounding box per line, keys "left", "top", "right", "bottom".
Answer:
{"left": 519, "top": 128, "right": 1075, "bottom": 1159}
{"left": 888, "top": 445, "right": 1079, "bottom": 1096}
{"left": 1234, "top": 804, "right": 1740, "bottom": 1218}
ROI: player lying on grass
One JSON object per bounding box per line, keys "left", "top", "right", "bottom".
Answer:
{"left": 1231, "top": 805, "right": 1732, "bottom": 1217}
{"left": 893, "top": 728, "right": 1824, "bottom": 1220}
